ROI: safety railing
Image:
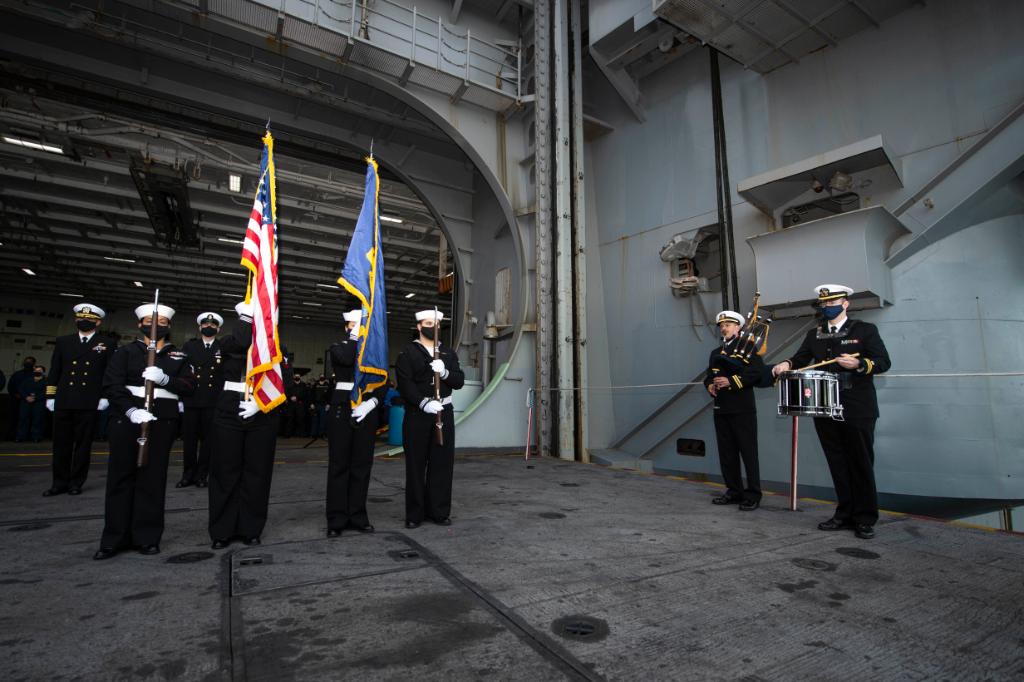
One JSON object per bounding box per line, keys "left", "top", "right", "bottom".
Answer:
{"left": 187, "top": 0, "right": 521, "bottom": 110}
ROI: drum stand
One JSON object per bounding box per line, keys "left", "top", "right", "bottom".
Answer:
{"left": 789, "top": 415, "right": 800, "bottom": 511}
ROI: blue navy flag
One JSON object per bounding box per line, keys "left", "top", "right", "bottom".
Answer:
{"left": 338, "top": 157, "right": 389, "bottom": 406}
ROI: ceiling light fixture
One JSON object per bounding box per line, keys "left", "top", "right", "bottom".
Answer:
{"left": 133, "top": 281, "right": 144, "bottom": 288}
{"left": 302, "top": 302, "right": 323, "bottom": 307}
{"left": 103, "top": 256, "right": 136, "bottom": 263}
{"left": 59, "top": 292, "right": 84, "bottom": 297}
{"left": 22, "top": 268, "right": 36, "bottom": 276}
{"left": 404, "top": 292, "right": 415, "bottom": 299}
{"left": 316, "top": 283, "right": 340, "bottom": 289}
{"left": 221, "top": 293, "right": 240, "bottom": 298}
{"left": 380, "top": 215, "right": 403, "bottom": 224}
{"left": 3, "top": 135, "right": 64, "bottom": 155}
{"left": 229, "top": 173, "right": 242, "bottom": 193}
{"left": 217, "top": 237, "right": 244, "bottom": 245}
{"left": 218, "top": 270, "right": 246, "bottom": 277}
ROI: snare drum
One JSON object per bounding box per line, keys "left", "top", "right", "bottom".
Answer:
{"left": 777, "top": 370, "right": 843, "bottom": 419}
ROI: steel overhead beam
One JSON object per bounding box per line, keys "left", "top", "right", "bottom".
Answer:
{"left": 589, "top": 47, "right": 646, "bottom": 122}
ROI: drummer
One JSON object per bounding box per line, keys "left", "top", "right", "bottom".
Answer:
{"left": 704, "top": 310, "right": 767, "bottom": 510}
{"left": 771, "top": 284, "right": 891, "bottom": 539}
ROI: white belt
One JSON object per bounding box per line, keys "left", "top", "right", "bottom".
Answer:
{"left": 223, "top": 381, "right": 247, "bottom": 393}
{"left": 335, "top": 381, "right": 354, "bottom": 391}
{"left": 128, "top": 385, "right": 177, "bottom": 400}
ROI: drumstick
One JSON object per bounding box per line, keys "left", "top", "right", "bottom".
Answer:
{"left": 798, "top": 353, "right": 860, "bottom": 371}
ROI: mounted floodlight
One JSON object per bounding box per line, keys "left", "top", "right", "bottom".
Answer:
{"left": 3, "top": 136, "right": 64, "bottom": 154}
{"left": 380, "top": 215, "right": 403, "bottom": 224}
{"left": 229, "top": 173, "right": 242, "bottom": 192}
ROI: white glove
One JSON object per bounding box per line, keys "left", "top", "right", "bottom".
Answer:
{"left": 178, "top": 401, "right": 185, "bottom": 414}
{"left": 128, "top": 408, "right": 156, "bottom": 424}
{"left": 429, "top": 359, "right": 449, "bottom": 379}
{"left": 238, "top": 399, "right": 260, "bottom": 419}
{"left": 422, "top": 400, "right": 443, "bottom": 415}
{"left": 46, "top": 399, "right": 56, "bottom": 412}
{"left": 351, "top": 398, "right": 377, "bottom": 423}
{"left": 97, "top": 398, "right": 109, "bottom": 411}
{"left": 142, "top": 366, "right": 169, "bottom": 386}
{"left": 235, "top": 301, "right": 253, "bottom": 320}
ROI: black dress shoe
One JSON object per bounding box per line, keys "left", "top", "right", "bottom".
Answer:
{"left": 211, "top": 539, "right": 230, "bottom": 550}
{"left": 243, "top": 536, "right": 261, "bottom": 546}
{"left": 711, "top": 494, "right": 742, "bottom": 505}
{"left": 818, "top": 518, "right": 854, "bottom": 531}
{"left": 404, "top": 521, "right": 421, "bottom": 529}
{"left": 67, "top": 487, "right": 82, "bottom": 496}
{"left": 93, "top": 547, "right": 117, "bottom": 561}
{"left": 195, "top": 479, "right": 208, "bottom": 489}
{"left": 854, "top": 524, "right": 875, "bottom": 540}
{"left": 42, "top": 487, "right": 67, "bottom": 497}
{"left": 327, "top": 528, "right": 342, "bottom": 538}
{"left": 352, "top": 524, "right": 375, "bottom": 533}
{"left": 432, "top": 518, "right": 451, "bottom": 526}
{"left": 175, "top": 479, "right": 193, "bottom": 489}
{"left": 739, "top": 499, "right": 760, "bottom": 511}
{"left": 138, "top": 545, "right": 160, "bottom": 555}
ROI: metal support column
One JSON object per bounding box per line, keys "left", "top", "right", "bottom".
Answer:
{"left": 533, "top": 0, "right": 555, "bottom": 458}
{"left": 569, "top": 0, "right": 588, "bottom": 463}
{"left": 552, "top": 0, "right": 575, "bottom": 461}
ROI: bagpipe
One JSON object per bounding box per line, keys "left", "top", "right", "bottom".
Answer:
{"left": 710, "top": 292, "right": 774, "bottom": 386}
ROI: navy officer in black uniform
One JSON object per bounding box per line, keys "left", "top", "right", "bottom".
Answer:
{"left": 94, "top": 302, "right": 194, "bottom": 559}
{"left": 704, "top": 309, "right": 766, "bottom": 511}
{"left": 178, "top": 312, "right": 225, "bottom": 488}
{"left": 396, "top": 310, "right": 464, "bottom": 528}
{"left": 325, "top": 309, "right": 384, "bottom": 537}
{"left": 208, "top": 301, "right": 290, "bottom": 549}
{"left": 772, "top": 284, "right": 891, "bottom": 539}
{"left": 43, "top": 303, "right": 116, "bottom": 497}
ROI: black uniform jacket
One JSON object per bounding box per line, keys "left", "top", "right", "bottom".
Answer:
{"left": 787, "top": 318, "right": 891, "bottom": 419}
{"left": 47, "top": 333, "right": 117, "bottom": 410}
{"left": 103, "top": 340, "right": 195, "bottom": 419}
{"left": 704, "top": 346, "right": 766, "bottom": 415}
{"left": 181, "top": 338, "right": 224, "bottom": 409}
{"left": 215, "top": 320, "right": 293, "bottom": 413}
{"left": 327, "top": 338, "right": 386, "bottom": 409}
{"left": 395, "top": 340, "right": 465, "bottom": 415}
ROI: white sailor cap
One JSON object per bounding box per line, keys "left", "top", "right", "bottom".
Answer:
{"left": 415, "top": 310, "right": 444, "bottom": 322}
{"left": 343, "top": 309, "right": 363, "bottom": 324}
{"left": 196, "top": 312, "right": 224, "bottom": 326}
{"left": 814, "top": 284, "right": 854, "bottom": 302}
{"left": 715, "top": 310, "right": 744, "bottom": 325}
{"left": 73, "top": 303, "right": 105, "bottom": 320}
{"left": 134, "top": 303, "right": 176, "bottom": 321}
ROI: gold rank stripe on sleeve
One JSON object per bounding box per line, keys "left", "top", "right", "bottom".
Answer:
{"left": 46, "top": 385, "right": 57, "bottom": 396}
{"left": 732, "top": 375, "right": 743, "bottom": 389}
{"left": 864, "top": 358, "right": 875, "bottom": 374}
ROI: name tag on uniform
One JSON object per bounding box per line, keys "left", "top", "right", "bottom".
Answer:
{"left": 93, "top": 344, "right": 107, "bottom": 353}
{"left": 840, "top": 339, "right": 860, "bottom": 345}
{"left": 168, "top": 351, "right": 187, "bottom": 360}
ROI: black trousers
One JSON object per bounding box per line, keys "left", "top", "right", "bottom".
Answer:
{"left": 52, "top": 408, "right": 98, "bottom": 490}
{"left": 99, "top": 415, "right": 176, "bottom": 549}
{"left": 403, "top": 408, "right": 455, "bottom": 524}
{"left": 181, "top": 406, "right": 215, "bottom": 483}
{"left": 713, "top": 412, "right": 761, "bottom": 501}
{"left": 325, "top": 406, "right": 377, "bottom": 529}
{"left": 208, "top": 409, "right": 279, "bottom": 541}
{"left": 813, "top": 417, "right": 878, "bottom": 526}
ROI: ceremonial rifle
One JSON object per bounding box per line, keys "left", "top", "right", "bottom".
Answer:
{"left": 136, "top": 288, "right": 159, "bottom": 467}
{"left": 432, "top": 306, "right": 444, "bottom": 446}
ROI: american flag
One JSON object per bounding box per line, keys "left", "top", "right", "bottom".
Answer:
{"left": 239, "top": 131, "right": 285, "bottom": 412}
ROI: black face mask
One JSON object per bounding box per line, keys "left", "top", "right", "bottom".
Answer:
{"left": 201, "top": 327, "right": 218, "bottom": 338}
{"left": 420, "top": 327, "right": 437, "bottom": 341}
{"left": 23, "top": 361, "right": 34, "bottom": 370}
{"left": 33, "top": 372, "right": 43, "bottom": 378}
{"left": 139, "top": 323, "right": 171, "bottom": 340}
{"left": 76, "top": 319, "right": 98, "bottom": 332}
